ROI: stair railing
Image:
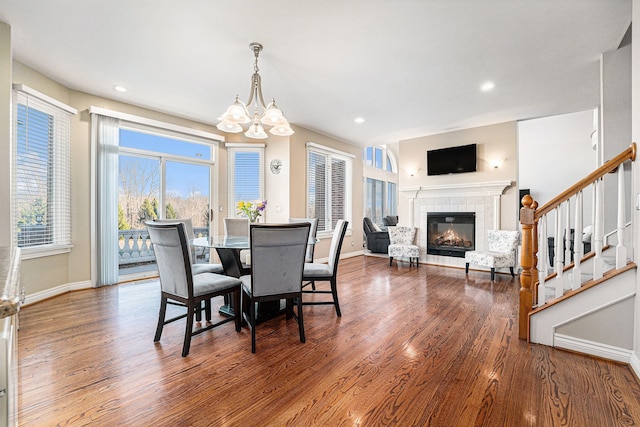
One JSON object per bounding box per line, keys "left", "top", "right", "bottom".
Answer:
{"left": 519, "top": 143, "right": 636, "bottom": 340}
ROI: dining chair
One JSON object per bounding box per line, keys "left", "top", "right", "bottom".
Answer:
{"left": 146, "top": 221, "right": 242, "bottom": 357}
{"left": 224, "top": 217, "right": 251, "bottom": 267}
{"left": 239, "top": 223, "right": 311, "bottom": 353}
{"left": 153, "top": 218, "right": 224, "bottom": 275}
{"left": 288, "top": 217, "right": 319, "bottom": 263}
{"left": 301, "top": 219, "right": 349, "bottom": 317}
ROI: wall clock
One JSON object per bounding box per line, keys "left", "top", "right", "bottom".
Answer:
{"left": 270, "top": 159, "right": 283, "bottom": 175}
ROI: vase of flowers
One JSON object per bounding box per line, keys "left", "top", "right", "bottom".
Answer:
{"left": 237, "top": 200, "right": 267, "bottom": 223}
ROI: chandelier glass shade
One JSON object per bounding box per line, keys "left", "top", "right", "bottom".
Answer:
{"left": 217, "top": 43, "right": 294, "bottom": 139}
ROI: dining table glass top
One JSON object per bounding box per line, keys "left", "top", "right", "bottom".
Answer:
{"left": 192, "top": 234, "right": 317, "bottom": 250}
{"left": 192, "top": 236, "right": 249, "bottom": 250}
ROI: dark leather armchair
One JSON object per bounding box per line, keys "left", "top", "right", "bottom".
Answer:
{"left": 363, "top": 217, "right": 390, "bottom": 254}
{"left": 382, "top": 215, "right": 399, "bottom": 228}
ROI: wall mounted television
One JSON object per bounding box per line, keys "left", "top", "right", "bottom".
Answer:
{"left": 427, "top": 143, "right": 477, "bottom": 176}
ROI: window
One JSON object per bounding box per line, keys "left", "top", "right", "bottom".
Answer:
{"left": 363, "top": 145, "right": 398, "bottom": 225}
{"left": 363, "top": 146, "right": 397, "bottom": 173}
{"left": 90, "top": 106, "right": 221, "bottom": 285}
{"left": 13, "top": 85, "right": 76, "bottom": 255}
{"left": 227, "top": 144, "right": 264, "bottom": 217}
{"left": 306, "top": 142, "right": 353, "bottom": 234}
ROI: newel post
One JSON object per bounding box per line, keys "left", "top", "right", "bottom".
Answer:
{"left": 519, "top": 195, "right": 536, "bottom": 340}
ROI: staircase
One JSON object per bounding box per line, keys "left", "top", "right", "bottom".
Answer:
{"left": 519, "top": 143, "right": 637, "bottom": 361}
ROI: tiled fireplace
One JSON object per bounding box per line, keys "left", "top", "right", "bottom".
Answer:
{"left": 427, "top": 212, "right": 475, "bottom": 258}
{"left": 401, "top": 181, "right": 511, "bottom": 268}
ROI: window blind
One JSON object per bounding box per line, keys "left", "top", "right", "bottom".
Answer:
{"left": 13, "top": 88, "right": 75, "bottom": 251}
{"left": 227, "top": 145, "right": 264, "bottom": 217}
{"left": 306, "top": 143, "right": 353, "bottom": 233}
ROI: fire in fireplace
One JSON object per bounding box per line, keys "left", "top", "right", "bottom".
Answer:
{"left": 427, "top": 212, "right": 475, "bottom": 258}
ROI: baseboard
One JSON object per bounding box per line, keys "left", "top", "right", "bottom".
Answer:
{"left": 630, "top": 352, "right": 640, "bottom": 379}
{"left": 23, "top": 280, "right": 93, "bottom": 306}
{"left": 315, "top": 249, "right": 364, "bottom": 264}
{"left": 554, "top": 333, "right": 633, "bottom": 363}
{"left": 342, "top": 250, "right": 364, "bottom": 259}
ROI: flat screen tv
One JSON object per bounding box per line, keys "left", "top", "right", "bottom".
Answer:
{"left": 427, "top": 143, "right": 477, "bottom": 176}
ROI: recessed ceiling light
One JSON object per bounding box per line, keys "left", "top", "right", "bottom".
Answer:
{"left": 354, "top": 117, "right": 365, "bottom": 124}
{"left": 113, "top": 85, "right": 127, "bottom": 93}
{"left": 480, "top": 81, "right": 495, "bottom": 92}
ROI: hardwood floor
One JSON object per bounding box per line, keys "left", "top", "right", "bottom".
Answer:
{"left": 17, "top": 256, "right": 640, "bottom": 426}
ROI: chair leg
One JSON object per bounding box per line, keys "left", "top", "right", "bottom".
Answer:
{"left": 389, "top": 257, "right": 393, "bottom": 266}
{"left": 182, "top": 302, "right": 195, "bottom": 357}
{"left": 195, "top": 300, "right": 202, "bottom": 322}
{"left": 232, "top": 290, "right": 241, "bottom": 332}
{"left": 510, "top": 267, "right": 515, "bottom": 277}
{"left": 490, "top": 268, "right": 495, "bottom": 281}
{"left": 204, "top": 299, "right": 212, "bottom": 322}
{"left": 250, "top": 301, "right": 257, "bottom": 353}
{"left": 285, "top": 298, "right": 293, "bottom": 319}
{"left": 465, "top": 263, "right": 469, "bottom": 274}
{"left": 330, "top": 277, "right": 341, "bottom": 317}
{"left": 154, "top": 296, "right": 168, "bottom": 342}
{"left": 297, "top": 296, "right": 305, "bottom": 344}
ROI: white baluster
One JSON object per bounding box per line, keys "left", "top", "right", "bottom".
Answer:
{"left": 564, "top": 201, "right": 572, "bottom": 269}
{"left": 554, "top": 205, "right": 564, "bottom": 298}
{"left": 572, "top": 191, "right": 583, "bottom": 290}
{"left": 537, "top": 215, "right": 547, "bottom": 305}
{"left": 615, "top": 164, "right": 627, "bottom": 269}
{"left": 593, "top": 178, "right": 604, "bottom": 280}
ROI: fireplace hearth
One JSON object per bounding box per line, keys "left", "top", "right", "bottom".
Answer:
{"left": 427, "top": 212, "right": 475, "bottom": 258}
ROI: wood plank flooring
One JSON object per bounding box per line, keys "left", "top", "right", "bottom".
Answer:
{"left": 17, "top": 256, "right": 640, "bottom": 426}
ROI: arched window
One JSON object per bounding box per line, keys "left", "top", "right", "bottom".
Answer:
{"left": 363, "top": 146, "right": 398, "bottom": 226}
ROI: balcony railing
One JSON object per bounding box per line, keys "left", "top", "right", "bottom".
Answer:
{"left": 118, "top": 227, "right": 210, "bottom": 267}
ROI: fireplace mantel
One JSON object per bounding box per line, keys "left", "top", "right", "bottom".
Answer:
{"left": 399, "top": 180, "right": 513, "bottom": 268}
{"left": 400, "top": 181, "right": 511, "bottom": 198}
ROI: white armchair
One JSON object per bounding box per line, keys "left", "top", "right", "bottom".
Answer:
{"left": 465, "top": 230, "right": 520, "bottom": 281}
{"left": 388, "top": 226, "right": 419, "bottom": 267}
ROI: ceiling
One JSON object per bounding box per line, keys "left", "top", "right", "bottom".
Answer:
{"left": 0, "top": 0, "right": 632, "bottom": 147}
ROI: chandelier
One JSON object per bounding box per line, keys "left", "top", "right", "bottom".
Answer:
{"left": 216, "top": 42, "right": 294, "bottom": 139}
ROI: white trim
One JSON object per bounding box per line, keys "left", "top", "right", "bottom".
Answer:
{"left": 20, "top": 245, "right": 73, "bottom": 260}
{"left": 400, "top": 181, "right": 512, "bottom": 197}
{"left": 22, "top": 280, "right": 92, "bottom": 306}
{"left": 312, "top": 249, "right": 363, "bottom": 264}
{"left": 225, "top": 142, "right": 266, "bottom": 148}
{"left": 13, "top": 84, "right": 77, "bottom": 114}
{"left": 306, "top": 141, "right": 356, "bottom": 158}
{"left": 554, "top": 333, "right": 633, "bottom": 363}
{"left": 630, "top": 353, "right": 640, "bottom": 379}
{"left": 88, "top": 106, "right": 224, "bottom": 142}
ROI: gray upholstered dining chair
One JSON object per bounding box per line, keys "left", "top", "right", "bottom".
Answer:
{"left": 239, "top": 223, "right": 311, "bottom": 353}
{"left": 146, "top": 221, "right": 242, "bottom": 357}
{"left": 153, "top": 218, "right": 224, "bottom": 275}
{"left": 301, "top": 219, "right": 349, "bottom": 317}
{"left": 224, "top": 217, "right": 251, "bottom": 266}
{"left": 288, "top": 217, "right": 319, "bottom": 263}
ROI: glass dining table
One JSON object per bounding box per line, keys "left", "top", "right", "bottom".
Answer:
{"left": 191, "top": 235, "right": 253, "bottom": 317}
{"left": 191, "top": 234, "right": 317, "bottom": 321}
{"left": 192, "top": 235, "right": 250, "bottom": 278}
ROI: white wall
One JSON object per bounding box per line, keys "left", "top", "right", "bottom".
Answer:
{"left": 631, "top": 0, "right": 640, "bottom": 374}
{"left": 518, "top": 109, "right": 597, "bottom": 208}
{"left": 0, "top": 23, "right": 12, "bottom": 246}
{"left": 602, "top": 44, "right": 633, "bottom": 235}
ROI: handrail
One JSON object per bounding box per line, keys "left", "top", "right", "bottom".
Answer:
{"left": 519, "top": 142, "right": 636, "bottom": 340}
{"left": 535, "top": 143, "right": 636, "bottom": 218}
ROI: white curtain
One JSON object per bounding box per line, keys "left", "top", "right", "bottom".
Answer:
{"left": 94, "top": 115, "right": 120, "bottom": 286}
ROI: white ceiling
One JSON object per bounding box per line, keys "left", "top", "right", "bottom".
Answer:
{"left": 0, "top": 0, "right": 632, "bottom": 147}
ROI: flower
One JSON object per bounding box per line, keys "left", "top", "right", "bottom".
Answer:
{"left": 237, "top": 200, "right": 267, "bottom": 222}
